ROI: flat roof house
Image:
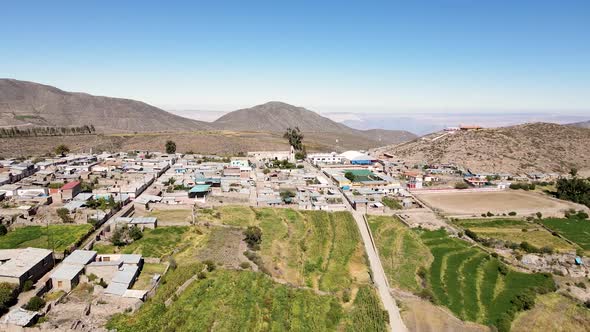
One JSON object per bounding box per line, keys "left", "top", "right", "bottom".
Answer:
{"left": 0, "top": 248, "right": 54, "bottom": 287}
{"left": 50, "top": 250, "right": 97, "bottom": 292}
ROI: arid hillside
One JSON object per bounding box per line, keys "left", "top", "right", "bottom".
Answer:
{"left": 0, "top": 79, "right": 213, "bottom": 132}
{"left": 386, "top": 123, "right": 590, "bottom": 174}
{"left": 0, "top": 129, "right": 401, "bottom": 157}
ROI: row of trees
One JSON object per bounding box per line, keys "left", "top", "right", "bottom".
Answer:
{"left": 0, "top": 125, "right": 95, "bottom": 138}
{"left": 556, "top": 169, "right": 590, "bottom": 208}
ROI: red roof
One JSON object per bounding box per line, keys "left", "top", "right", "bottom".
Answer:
{"left": 61, "top": 181, "right": 81, "bottom": 190}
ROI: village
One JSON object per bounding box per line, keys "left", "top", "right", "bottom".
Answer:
{"left": 0, "top": 137, "right": 589, "bottom": 331}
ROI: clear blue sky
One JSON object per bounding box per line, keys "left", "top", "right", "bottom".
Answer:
{"left": 2, "top": 1, "right": 589, "bottom": 113}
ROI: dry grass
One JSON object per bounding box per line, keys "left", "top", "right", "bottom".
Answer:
{"left": 511, "top": 293, "right": 590, "bottom": 332}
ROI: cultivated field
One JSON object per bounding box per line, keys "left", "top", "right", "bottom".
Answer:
{"left": 131, "top": 263, "right": 167, "bottom": 290}
{"left": 540, "top": 217, "right": 590, "bottom": 254}
{"left": 454, "top": 219, "right": 576, "bottom": 253}
{"left": 198, "top": 206, "right": 370, "bottom": 291}
{"left": 420, "top": 229, "right": 555, "bottom": 328}
{"left": 0, "top": 224, "right": 92, "bottom": 251}
{"left": 109, "top": 269, "right": 387, "bottom": 331}
{"left": 416, "top": 191, "right": 580, "bottom": 217}
{"left": 108, "top": 206, "right": 389, "bottom": 331}
{"left": 367, "top": 215, "right": 432, "bottom": 292}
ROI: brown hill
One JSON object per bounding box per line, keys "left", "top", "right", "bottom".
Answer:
{"left": 385, "top": 123, "right": 590, "bottom": 174}
{"left": 0, "top": 79, "right": 213, "bottom": 133}
{"left": 213, "top": 101, "right": 416, "bottom": 145}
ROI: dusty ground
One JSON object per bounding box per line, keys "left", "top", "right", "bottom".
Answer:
{"left": 415, "top": 190, "right": 586, "bottom": 217}
{"left": 195, "top": 226, "right": 251, "bottom": 269}
{"left": 396, "top": 209, "right": 450, "bottom": 230}
{"left": 395, "top": 292, "right": 489, "bottom": 332}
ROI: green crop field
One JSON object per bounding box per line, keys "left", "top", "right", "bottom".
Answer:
{"left": 108, "top": 269, "right": 386, "bottom": 332}
{"left": 108, "top": 206, "right": 387, "bottom": 331}
{"left": 539, "top": 218, "right": 590, "bottom": 253}
{"left": 454, "top": 218, "right": 575, "bottom": 252}
{"left": 367, "top": 215, "right": 431, "bottom": 292}
{"left": 93, "top": 226, "right": 189, "bottom": 258}
{"left": 145, "top": 209, "right": 193, "bottom": 225}
{"left": 420, "top": 229, "right": 555, "bottom": 329}
{"left": 198, "top": 206, "right": 368, "bottom": 292}
{"left": 0, "top": 224, "right": 92, "bottom": 251}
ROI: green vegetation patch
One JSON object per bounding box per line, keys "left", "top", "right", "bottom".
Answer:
{"left": 420, "top": 229, "right": 555, "bottom": 330}
{"left": 367, "top": 215, "right": 431, "bottom": 292}
{"left": 108, "top": 270, "right": 386, "bottom": 332}
{"left": 0, "top": 224, "right": 92, "bottom": 252}
{"left": 540, "top": 217, "right": 590, "bottom": 253}
{"left": 94, "top": 226, "right": 189, "bottom": 258}
{"left": 381, "top": 197, "right": 402, "bottom": 210}
{"left": 454, "top": 218, "right": 575, "bottom": 252}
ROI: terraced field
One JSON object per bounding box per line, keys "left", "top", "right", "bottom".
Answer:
{"left": 539, "top": 217, "right": 590, "bottom": 253}
{"left": 198, "top": 206, "right": 369, "bottom": 292}
{"left": 367, "top": 215, "right": 432, "bottom": 292}
{"left": 420, "top": 229, "right": 555, "bottom": 329}
{"left": 454, "top": 219, "right": 575, "bottom": 252}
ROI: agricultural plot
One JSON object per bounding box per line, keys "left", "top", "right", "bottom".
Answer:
{"left": 454, "top": 219, "right": 575, "bottom": 252}
{"left": 539, "top": 217, "right": 590, "bottom": 253}
{"left": 367, "top": 215, "right": 432, "bottom": 292}
{"left": 420, "top": 229, "right": 555, "bottom": 329}
{"left": 108, "top": 270, "right": 387, "bottom": 332}
{"left": 94, "top": 226, "right": 189, "bottom": 258}
{"left": 198, "top": 206, "right": 369, "bottom": 293}
{"left": 144, "top": 209, "right": 193, "bottom": 226}
{"left": 0, "top": 224, "right": 92, "bottom": 251}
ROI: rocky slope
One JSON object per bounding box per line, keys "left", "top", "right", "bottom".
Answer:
{"left": 386, "top": 123, "right": 590, "bottom": 174}
{"left": 0, "top": 79, "right": 213, "bottom": 133}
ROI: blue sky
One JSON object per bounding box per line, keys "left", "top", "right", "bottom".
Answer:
{"left": 1, "top": 1, "right": 589, "bottom": 113}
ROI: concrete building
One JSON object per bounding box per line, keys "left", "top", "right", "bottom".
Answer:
{"left": 50, "top": 250, "right": 97, "bottom": 291}
{"left": 60, "top": 181, "right": 81, "bottom": 201}
{"left": 308, "top": 152, "right": 343, "bottom": 165}
{"left": 0, "top": 248, "right": 54, "bottom": 287}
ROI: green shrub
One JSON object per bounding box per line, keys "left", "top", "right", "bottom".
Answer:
{"left": 508, "top": 211, "right": 517, "bottom": 216}
{"left": 23, "top": 296, "right": 45, "bottom": 311}
{"left": 22, "top": 280, "right": 34, "bottom": 292}
{"left": 0, "top": 224, "right": 7, "bottom": 236}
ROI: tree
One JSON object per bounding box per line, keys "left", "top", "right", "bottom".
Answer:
{"left": 0, "top": 224, "right": 7, "bottom": 236}
{"left": 345, "top": 171, "right": 356, "bottom": 182}
{"left": 111, "top": 228, "right": 125, "bottom": 246}
{"left": 165, "top": 140, "right": 177, "bottom": 154}
{"left": 455, "top": 182, "right": 469, "bottom": 189}
{"left": 55, "top": 144, "right": 70, "bottom": 156}
{"left": 23, "top": 296, "right": 45, "bottom": 311}
{"left": 244, "top": 226, "right": 262, "bottom": 249}
{"left": 283, "top": 127, "right": 304, "bottom": 151}
{"left": 129, "top": 226, "right": 143, "bottom": 241}
{"left": 56, "top": 208, "right": 73, "bottom": 223}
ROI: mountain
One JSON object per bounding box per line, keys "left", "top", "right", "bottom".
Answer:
{"left": 0, "top": 79, "right": 213, "bottom": 133}
{"left": 570, "top": 120, "right": 590, "bottom": 129}
{"left": 213, "top": 101, "right": 416, "bottom": 145}
{"left": 384, "top": 123, "right": 590, "bottom": 174}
